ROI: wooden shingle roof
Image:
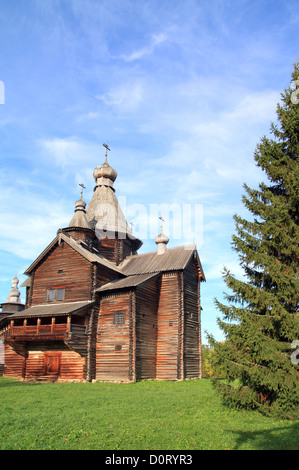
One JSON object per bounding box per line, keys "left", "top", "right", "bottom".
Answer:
{"left": 24, "top": 231, "right": 123, "bottom": 275}
{"left": 97, "top": 272, "right": 158, "bottom": 293}
{"left": 119, "top": 243, "right": 205, "bottom": 280}
{"left": 5, "top": 300, "right": 93, "bottom": 319}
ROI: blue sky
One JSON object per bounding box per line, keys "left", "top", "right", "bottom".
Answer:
{"left": 0, "top": 0, "right": 298, "bottom": 342}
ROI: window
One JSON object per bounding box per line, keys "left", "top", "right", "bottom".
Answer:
{"left": 47, "top": 289, "right": 55, "bottom": 302}
{"left": 47, "top": 288, "right": 65, "bottom": 302}
{"left": 114, "top": 312, "right": 124, "bottom": 326}
{"left": 56, "top": 289, "right": 64, "bottom": 301}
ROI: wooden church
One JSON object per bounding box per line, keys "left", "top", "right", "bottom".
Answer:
{"left": 0, "top": 146, "right": 205, "bottom": 382}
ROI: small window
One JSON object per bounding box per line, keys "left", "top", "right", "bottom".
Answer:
{"left": 47, "top": 288, "right": 65, "bottom": 302}
{"left": 114, "top": 312, "right": 124, "bottom": 326}
{"left": 115, "top": 344, "right": 122, "bottom": 351}
{"left": 56, "top": 289, "right": 65, "bottom": 301}
{"left": 47, "top": 289, "right": 55, "bottom": 302}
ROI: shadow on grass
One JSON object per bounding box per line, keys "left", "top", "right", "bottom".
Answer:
{"left": 228, "top": 421, "right": 299, "bottom": 450}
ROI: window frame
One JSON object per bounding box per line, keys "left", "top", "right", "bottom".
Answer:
{"left": 114, "top": 312, "right": 124, "bottom": 326}
{"left": 47, "top": 288, "right": 65, "bottom": 302}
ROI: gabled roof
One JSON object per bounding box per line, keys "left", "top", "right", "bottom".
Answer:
{"left": 97, "top": 272, "right": 158, "bottom": 293}
{"left": 24, "top": 231, "right": 123, "bottom": 276}
{"left": 119, "top": 243, "right": 205, "bottom": 280}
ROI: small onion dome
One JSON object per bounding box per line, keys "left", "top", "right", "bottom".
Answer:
{"left": 6, "top": 276, "right": 22, "bottom": 304}
{"left": 93, "top": 161, "right": 117, "bottom": 183}
{"left": 155, "top": 232, "right": 169, "bottom": 245}
{"left": 74, "top": 198, "right": 86, "bottom": 210}
{"left": 68, "top": 198, "right": 91, "bottom": 229}
{"left": 155, "top": 232, "right": 169, "bottom": 255}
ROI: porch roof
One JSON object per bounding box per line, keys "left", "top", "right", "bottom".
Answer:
{"left": 4, "top": 300, "right": 93, "bottom": 320}
{"left": 97, "top": 272, "right": 158, "bottom": 293}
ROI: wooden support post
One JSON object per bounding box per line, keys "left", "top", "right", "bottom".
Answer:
{"left": 37, "top": 318, "right": 40, "bottom": 335}
{"left": 23, "top": 319, "right": 27, "bottom": 335}
{"left": 67, "top": 315, "right": 71, "bottom": 333}
{"left": 51, "top": 317, "right": 55, "bottom": 334}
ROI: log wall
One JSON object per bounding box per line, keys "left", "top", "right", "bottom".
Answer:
{"left": 3, "top": 342, "right": 27, "bottom": 378}
{"left": 29, "top": 242, "right": 92, "bottom": 306}
{"left": 156, "top": 273, "right": 180, "bottom": 380}
{"left": 96, "top": 291, "right": 132, "bottom": 381}
{"left": 98, "top": 238, "right": 135, "bottom": 265}
{"left": 183, "top": 258, "right": 200, "bottom": 379}
{"left": 4, "top": 342, "right": 85, "bottom": 381}
{"left": 135, "top": 277, "right": 158, "bottom": 381}
{"left": 85, "top": 305, "right": 99, "bottom": 382}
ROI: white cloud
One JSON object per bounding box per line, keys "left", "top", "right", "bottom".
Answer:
{"left": 96, "top": 81, "right": 144, "bottom": 113}
{"left": 0, "top": 201, "right": 70, "bottom": 260}
{"left": 38, "top": 138, "right": 99, "bottom": 170}
{"left": 120, "top": 32, "right": 168, "bottom": 62}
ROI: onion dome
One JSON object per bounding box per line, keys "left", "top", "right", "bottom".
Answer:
{"left": 93, "top": 161, "right": 117, "bottom": 183}
{"left": 155, "top": 216, "right": 169, "bottom": 254}
{"left": 93, "top": 149, "right": 117, "bottom": 190}
{"left": 5, "top": 275, "right": 22, "bottom": 304}
{"left": 86, "top": 145, "right": 129, "bottom": 234}
{"left": 68, "top": 197, "right": 91, "bottom": 229}
{"left": 155, "top": 232, "right": 169, "bottom": 245}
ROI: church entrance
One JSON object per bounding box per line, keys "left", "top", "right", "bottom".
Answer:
{"left": 44, "top": 353, "right": 61, "bottom": 377}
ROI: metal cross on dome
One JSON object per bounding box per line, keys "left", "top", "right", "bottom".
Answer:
{"left": 103, "top": 143, "right": 111, "bottom": 162}
{"left": 79, "top": 183, "right": 86, "bottom": 199}
{"left": 159, "top": 216, "right": 165, "bottom": 233}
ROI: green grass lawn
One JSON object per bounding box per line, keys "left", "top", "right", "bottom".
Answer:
{"left": 0, "top": 377, "right": 298, "bottom": 450}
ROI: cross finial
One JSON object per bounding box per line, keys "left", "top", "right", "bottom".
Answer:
{"left": 159, "top": 216, "right": 165, "bottom": 233}
{"left": 79, "top": 183, "right": 86, "bottom": 199}
{"left": 103, "top": 143, "right": 111, "bottom": 163}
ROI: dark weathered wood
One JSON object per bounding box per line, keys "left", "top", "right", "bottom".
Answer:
{"left": 96, "top": 291, "right": 132, "bottom": 381}
{"left": 98, "top": 237, "right": 136, "bottom": 265}
{"left": 29, "top": 242, "right": 92, "bottom": 306}
{"left": 183, "top": 257, "right": 201, "bottom": 379}
{"left": 3, "top": 342, "right": 27, "bottom": 378}
{"left": 135, "top": 277, "right": 158, "bottom": 381}
{"left": 156, "top": 273, "right": 180, "bottom": 381}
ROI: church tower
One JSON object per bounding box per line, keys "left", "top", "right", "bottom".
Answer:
{"left": 62, "top": 184, "right": 95, "bottom": 248}
{"left": 86, "top": 144, "right": 142, "bottom": 264}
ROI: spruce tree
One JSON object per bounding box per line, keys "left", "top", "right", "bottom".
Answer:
{"left": 209, "top": 63, "right": 299, "bottom": 418}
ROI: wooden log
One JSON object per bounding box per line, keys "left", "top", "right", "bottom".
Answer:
{"left": 29, "top": 243, "right": 92, "bottom": 306}
{"left": 96, "top": 292, "right": 132, "bottom": 381}
{"left": 183, "top": 257, "right": 201, "bottom": 379}
{"left": 156, "top": 273, "right": 180, "bottom": 381}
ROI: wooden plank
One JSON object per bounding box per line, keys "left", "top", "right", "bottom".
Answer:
{"left": 29, "top": 242, "right": 92, "bottom": 306}
{"left": 183, "top": 257, "right": 201, "bottom": 379}
{"left": 96, "top": 292, "right": 132, "bottom": 381}
{"left": 156, "top": 273, "right": 180, "bottom": 381}
{"left": 135, "top": 277, "right": 158, "bottom": 381}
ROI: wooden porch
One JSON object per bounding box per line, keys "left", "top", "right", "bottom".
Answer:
{"left": 3, "top": 316, "right": 72, "bottom": 342}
